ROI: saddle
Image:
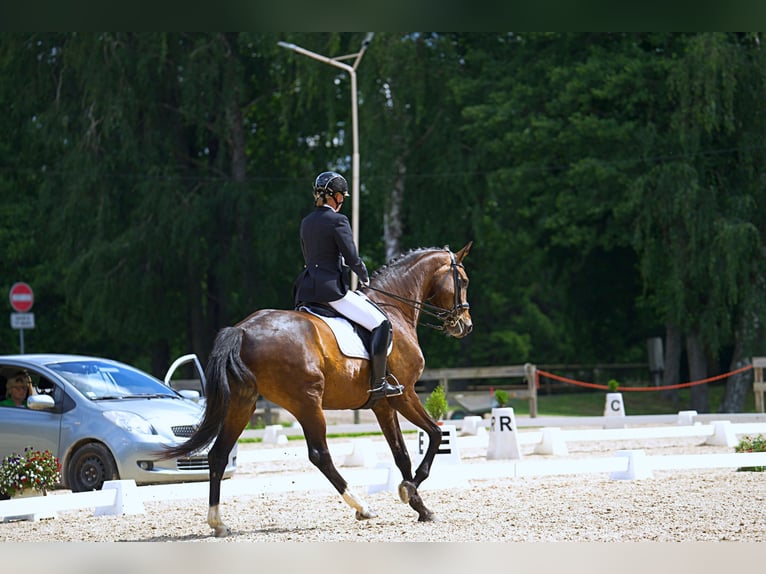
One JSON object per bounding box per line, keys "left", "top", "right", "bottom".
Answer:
{"left": 296, "top": 302, "right": 373, "bottom": 359}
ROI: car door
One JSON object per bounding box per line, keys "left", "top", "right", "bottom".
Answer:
{"left": 0, "top": 373, "right": 62, "bottom": 460}
{"left": 164, "top": 353, "right": 206, "bottom": 403}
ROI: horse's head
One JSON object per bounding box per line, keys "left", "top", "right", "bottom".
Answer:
{"left": 425, "top": 242, "right": 473, "bottom": 338}
{"left": 367, "top": 242, "right": 474, "bottom": 337}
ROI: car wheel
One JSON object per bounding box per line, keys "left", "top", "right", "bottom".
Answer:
{"left": 67, "top": 443, "right": 118, "bottom": 492}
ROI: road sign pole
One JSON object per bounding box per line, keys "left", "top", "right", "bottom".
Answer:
{"left": 19, "top": 328, "right": 25, "bottom": 354}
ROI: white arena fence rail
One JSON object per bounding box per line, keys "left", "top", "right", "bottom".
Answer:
{"left": 2, "top": 413, "right": 765, "bottom": 522}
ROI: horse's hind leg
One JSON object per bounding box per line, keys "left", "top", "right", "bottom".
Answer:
{"left": 298, "top": 409, "right": 377, "bottom": 521}
{"left": 207, "top": 400, "right": 255, "bottom": 537}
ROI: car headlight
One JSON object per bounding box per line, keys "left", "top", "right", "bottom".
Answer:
{"left": 103, "top": 410, "right": 156, "bottom": 435}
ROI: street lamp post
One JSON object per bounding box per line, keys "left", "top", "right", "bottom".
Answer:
{"left": 278, "top": 34, "right": 373, "bottom": 289}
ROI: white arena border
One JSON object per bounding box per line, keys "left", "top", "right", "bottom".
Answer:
{"left": 2, "top": 412, "right": 766, "bottom": 522}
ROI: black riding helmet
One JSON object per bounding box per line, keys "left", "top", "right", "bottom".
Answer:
{"left": 313, "top": 171, "right": 349, "bottom": 201}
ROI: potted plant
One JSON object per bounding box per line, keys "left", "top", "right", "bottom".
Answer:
{"left": 424, "top": 385, "right": 448, "bottom": 421}
{"left": 735, "top": 434, "right": 766, "bottom": 472}
{"left": 0, "top": 447, "right": 61, "bottom": 498}
{"left": 417, "top": 385, "right": 460, "bottom": 466}
{"left": 494, "top": 389, "right": 509, "bottom": 408}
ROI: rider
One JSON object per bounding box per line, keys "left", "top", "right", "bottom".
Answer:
{"left": 293, "top": 171, "right": 404, "bottom": 399}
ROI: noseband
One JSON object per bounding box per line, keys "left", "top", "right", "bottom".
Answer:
{"left": 366, "top": 250, "right": 470, "bottom": 331}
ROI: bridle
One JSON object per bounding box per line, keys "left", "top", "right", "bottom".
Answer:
{"left": 365, "top": 250, "right": 470, "bottom": 331}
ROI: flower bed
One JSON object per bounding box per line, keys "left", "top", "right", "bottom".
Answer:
{"left": 0, "top": 447, "right": 61, "bottom": 497}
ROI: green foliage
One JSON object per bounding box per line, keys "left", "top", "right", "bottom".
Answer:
{"left": 607, "top": 379, "right": 620, "bottom": 392}
{"left": 735, "top": 434, "right": 766, "bottom": 472}
{"left": 494, "top": 389, "right": 509, "bottom": 407}
{"left": 424, "top": 385, "right": 448, "bottom": 420}
{"left": 0, "top": 447, "right": 61, "bottom": 496}
{"left": 1, "top": 32, "right": 765, "bottom": 402}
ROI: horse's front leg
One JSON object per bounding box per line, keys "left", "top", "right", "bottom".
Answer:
{"left": 372, "top": 400, "right": 439, "bottom": 522}
{"left": 301, "top": 415, "right": 377, "bottom": 521}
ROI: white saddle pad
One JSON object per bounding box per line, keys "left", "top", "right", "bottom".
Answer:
{"left": 300, "top": 308, "right": 369, "bottom": 359}
{"left": 299, "top": 307, "right": 393, "bottom": 360}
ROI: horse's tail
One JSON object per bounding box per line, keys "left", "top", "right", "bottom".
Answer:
{"left": 160, "top": 326, "right": 252, "bottom": 459}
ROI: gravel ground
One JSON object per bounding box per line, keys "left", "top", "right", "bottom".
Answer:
{"left": 2, "top": 416, "right": 764, "bottom": 544}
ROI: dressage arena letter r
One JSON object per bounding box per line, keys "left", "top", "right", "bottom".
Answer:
{"left": 491, "top": 415, "right": 513, "bottom": 432}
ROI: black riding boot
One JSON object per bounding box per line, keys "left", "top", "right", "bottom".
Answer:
{"left": 368, "top": 320, "right": 404, "bottom": 398}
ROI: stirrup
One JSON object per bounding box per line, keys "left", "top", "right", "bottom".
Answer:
{"left": 368, "top": 374, "right": 404, "bottom": 398}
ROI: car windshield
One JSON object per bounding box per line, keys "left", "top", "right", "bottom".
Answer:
{"left": 47, "top": 360, "right": 179, "bottom": 400}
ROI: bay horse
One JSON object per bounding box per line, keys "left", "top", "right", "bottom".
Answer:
{"left": 161, "top": 242, "right": 472, "bottom": 537}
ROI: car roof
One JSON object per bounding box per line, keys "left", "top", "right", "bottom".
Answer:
{"left": 0, "top": 354, "right": 120, "bottom": 363}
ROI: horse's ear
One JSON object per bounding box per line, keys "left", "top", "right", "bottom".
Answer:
{"left": 455, "top": 241, "right": 473, "bottom": 263}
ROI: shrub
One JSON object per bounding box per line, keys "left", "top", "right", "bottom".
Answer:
{"left": 424, "top": 386, "right": 448, "bottom": 421}
{"left": 735, "top": 434, "right": 766, "bottom": 472}
{"left": 494, "top": 389, "right": 509, "bottom": 407}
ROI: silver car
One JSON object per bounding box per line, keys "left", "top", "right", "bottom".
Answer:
{"left": 0, "top": 354, "right": 236, "bottom": 492}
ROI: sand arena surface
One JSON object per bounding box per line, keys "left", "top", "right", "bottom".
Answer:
{"left": 1, "top": 410, "right": 764, "bottom": 544}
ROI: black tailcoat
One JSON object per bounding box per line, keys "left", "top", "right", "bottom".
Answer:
{"left": 293, "top": 206, "right": 369, "bottom": 305}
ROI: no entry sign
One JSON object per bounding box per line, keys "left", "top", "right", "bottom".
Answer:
{"left": 9, "top": 282, "right": 34, "bottom": 313}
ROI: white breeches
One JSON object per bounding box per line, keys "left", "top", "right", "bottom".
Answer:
{"left": 328, "top": 290, "right": 387, "bottom": 331}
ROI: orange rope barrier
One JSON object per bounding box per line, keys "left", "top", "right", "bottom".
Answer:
{"left": 536, "top": 364, "right": 753, "bottom": 392}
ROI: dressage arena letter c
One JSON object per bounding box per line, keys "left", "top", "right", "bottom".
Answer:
{"left": 610, "top": 399, "right": 622, "bottom": 412}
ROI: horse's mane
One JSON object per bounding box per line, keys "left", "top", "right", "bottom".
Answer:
{"left": 371, "top": 246, "right": 448, "bottom": 280}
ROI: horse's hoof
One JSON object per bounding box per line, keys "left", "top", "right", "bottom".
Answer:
{"left": 418, "top": 511, "right": 437, "bottom": 523}
{"left": 355, "top": 508, "right": 377, "bottom": 520}
{"left": 398, "top": 481, "right": 415, "bottom": 504}
{"left": 212, "top": 525, "right": 231, "bottom": 538}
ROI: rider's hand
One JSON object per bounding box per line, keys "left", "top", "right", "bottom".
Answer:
{"left": 360, "top": 279, "right": 370, "bottom": 288}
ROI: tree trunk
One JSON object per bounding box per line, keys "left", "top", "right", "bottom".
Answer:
{"left": 662, "top": 324, "right": 682, "bottom": 405}
{"left": 686, "top": 331, "right": 710, "bottom": 412}
{"left": 718, "top": 338, "right": 752, "bottom": 413}
{"left": 383, "top": 156, "right": 405, "bottom": 261}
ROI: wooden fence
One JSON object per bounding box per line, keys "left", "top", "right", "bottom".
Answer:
{"left": 751, "top": 357, "right": 766, "bottom": 413}
{"left": 419, "top": 363, "right": 538, "bottom": 417}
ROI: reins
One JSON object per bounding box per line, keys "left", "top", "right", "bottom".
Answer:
{"left": 364, "top": 250, "right": 469, "bottom": 332}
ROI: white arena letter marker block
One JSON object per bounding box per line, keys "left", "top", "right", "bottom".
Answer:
{"left": 415, "top": 424, "right": 461, "bottom": 467}
{"left": 603, "top": 392, "right": 626, "bottom": 428}
{"left": 705, "top": 420, "right": 738, "bottom": 447}
{"left": 487, "top": 407, "right": 522, "bottom": 460}
{"left": 412, "top": 424, "right": 468, "bottom": 490}
{"left": 262, "top": 424, "right": 287, "bottom": 445}
{"left": 610, "top": 450, "right": 653, "bottom": 480}
{"left": 343, "top": 438, "right": 377, "bottom": 467}
{"left": 94, "top": 480, "right": 145, "bottom": 516}
{"left": 677, "top": 410, "right": 698, "bottom": 425}
{"left": 460, "top": 415, "right": 486, "bottom": 437}
{"left": 534, "top": 427, "right": 568, "bottom": 456}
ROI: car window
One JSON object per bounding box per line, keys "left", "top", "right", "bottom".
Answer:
{"left": 47, "top": 360, "right": 179, "bottom": 400}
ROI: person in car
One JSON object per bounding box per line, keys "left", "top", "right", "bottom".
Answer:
{"left": 0, "top": 371, "right": 34, "bottom": 407}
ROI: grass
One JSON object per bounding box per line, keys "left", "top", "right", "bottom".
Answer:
{"left": 505, "top": 383, "right": 756, "bottom": 417}
{"left": 239, "top": 383, "right": 758, "bottom": 442}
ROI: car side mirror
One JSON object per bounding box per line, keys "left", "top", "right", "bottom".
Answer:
{"left": 178, "top": 389, "right": 201, "bottom": 403}
{"left": 27, "top": 394, "right": 55, "bottom": 410}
